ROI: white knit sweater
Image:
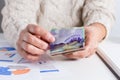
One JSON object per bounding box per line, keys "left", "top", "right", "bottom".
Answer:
{"left": 1, "top": 0, "right": 115, "bottom": 48}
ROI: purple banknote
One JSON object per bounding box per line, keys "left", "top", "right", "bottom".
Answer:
{"left": 50, "top": 27, "right": 85, "bottom": 56}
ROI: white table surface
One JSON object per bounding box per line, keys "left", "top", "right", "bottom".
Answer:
{"left": 0, "top": 34, "right": 117, "bottom": 80}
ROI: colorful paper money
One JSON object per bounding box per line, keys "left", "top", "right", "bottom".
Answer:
{"left": 50, "top": 27, "right": 85, "bottom": 56}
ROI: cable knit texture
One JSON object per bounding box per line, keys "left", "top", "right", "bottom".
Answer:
{"left": 1, "top": 0, "right": 115, "bottom": 48}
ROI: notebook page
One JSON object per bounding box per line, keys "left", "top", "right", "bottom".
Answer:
{"left": 97, "top": 40, "right": 120, "bottom": 77}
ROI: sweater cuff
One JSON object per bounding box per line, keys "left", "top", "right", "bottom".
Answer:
{"left": 84, "top": 12, "right": 114, "bottom": 40}
{"left": 3, "top": 21, "right": 36, "bottom": 49}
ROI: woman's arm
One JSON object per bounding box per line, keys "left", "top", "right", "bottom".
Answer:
{"left": 82, "top": 0, "right": 115, "bottom": 39}
{"left": 1, "top": 0, "right": 40, "bottom": 48}
{"left": 64, "top": 0, "right": 115, "bottom": 59}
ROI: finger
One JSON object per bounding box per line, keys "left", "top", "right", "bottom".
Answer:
{"left": 17, "top": 31, "right": 41, "bottom": 61}
{"left": 17, "top": 47, "right": 40, "bottom": 61}
{"left": 85, "top": 27, "right": 99, "bottom": 47}
{"left": 23, "top": 32, "right": 49, "bottom": 50}
{"left": 17, "top": 40, "right": 35, "bottom": 57}
{"left": 73, "top": 51, "right": 89, "bottom": 58}
{"left": 27, "top": 24, "right": 55, "bottom": 42}
{"left": 85, "top": 48, "right": 97, "bottom": 58}
{"left": 73, "top": 47, "right": 90, "bottom": 58}
{"left": 21, "top": 41, "right": 45, "bottom": 55}
{"left": 64, "top": 39, "right": 96, "bottom": 59}
{"left": 64, "top": 45, "right": 91, "bottom": 59}
{"left": 63, "top": 53, "right": 80, "bottom": 59}
{"left": 84, "top": 33, "right": 98, "bottom": 58}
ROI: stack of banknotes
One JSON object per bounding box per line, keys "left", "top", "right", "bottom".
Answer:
{"left": 50, "top": 27, "right": 85, "bottom": 56}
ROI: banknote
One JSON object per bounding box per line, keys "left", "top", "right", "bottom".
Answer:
{"left": 49, "top": 27, "right": 85, "bottom": 56}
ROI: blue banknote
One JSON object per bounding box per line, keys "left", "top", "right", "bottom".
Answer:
{"left": 50, "top": 27, "right": 85, "bottom": 55}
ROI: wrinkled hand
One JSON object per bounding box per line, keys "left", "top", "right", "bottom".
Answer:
{"left": 64, "top": 23, "right": 106, "bottom": 59}
{"left": 16, "top": 24, "right": 55, "bottom": 61}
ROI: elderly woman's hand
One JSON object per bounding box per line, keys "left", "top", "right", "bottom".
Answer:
{"left": 64, "top": 23, "right": 106, "bottom": 59}
{"left": 16, "top": 24, "right": 55, "bottom": 61}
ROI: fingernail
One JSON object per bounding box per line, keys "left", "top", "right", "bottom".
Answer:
{"left": 30, "top": 26, "right": 34, "bottom": 32}
{"left": 47, "top": 34, "right": 55, "bottom": 42}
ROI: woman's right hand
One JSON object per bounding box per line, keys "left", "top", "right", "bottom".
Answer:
{"left": 16, "top": 24, "right": 55, "bottom": 61}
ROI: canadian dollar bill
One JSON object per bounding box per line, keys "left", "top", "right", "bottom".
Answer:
{"left": 50, "top": 27, "right": 85, "bottom": 56}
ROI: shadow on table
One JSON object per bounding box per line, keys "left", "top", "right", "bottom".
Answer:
{"left": 109, "top": 37, "right": 120, "bottom": 44}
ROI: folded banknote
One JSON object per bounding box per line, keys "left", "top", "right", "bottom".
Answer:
{"left": 50, "top": 27, "right": 85, "bottom": 56}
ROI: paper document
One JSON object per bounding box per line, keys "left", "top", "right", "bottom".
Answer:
{"left": 0, "top": 39, "right": 59, "bottom": 80}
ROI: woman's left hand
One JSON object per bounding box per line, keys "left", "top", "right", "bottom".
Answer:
{"left": 64, "top": 23, "right": 106, "bottom": 59}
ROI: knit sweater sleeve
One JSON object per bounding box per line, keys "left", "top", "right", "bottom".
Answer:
{"left": 1, "top": 0, "right": 40, "bottom": 48}
{"left": 82, "top": 0, "right": 115, "bottom": 39}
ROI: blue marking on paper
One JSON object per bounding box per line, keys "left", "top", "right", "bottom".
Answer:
{"left": 0, "top": 60, "right": 13, "bottom": 62}
{"left": 9, "top": 53, "right": 16, "bottom": 58}
{"left": 0, "top": 67, "right": 12, "bottom": 75}
{"left": 0, "top": 47, "right": 15, "bottom": 51}
{"left": 40, "top": 69, "right": 59, "bottom": 73}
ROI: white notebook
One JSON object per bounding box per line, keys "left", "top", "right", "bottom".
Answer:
{"left": 97, "top": 39, "right": 120, "bottom": 77}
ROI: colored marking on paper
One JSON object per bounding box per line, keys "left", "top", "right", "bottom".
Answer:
{"left": 0, "top": 66, "right": 30, "bottom": 76}
{"left": 9, "top": 53, "right": 16, "bottom": 58}
{"left": 5, "top": 53, "right": 16, "bottom": 58}
{"left": 40, "top": 69, "right": 59, "bottom": 73}
{"left": 17, "top": 58, "right": 24, "bottom": 63}
{"left": 0, "top": 60, "right": 13, "bottom": 62}
{"left": 13, "top": 69, "right": 30, "bottom": 75}
{"left": 17, "top": 58, "right": 31, "bottom": 63}
{"left": 8, "top": 65, "right": 28, "bottom": 69}
{"left": 0, "top": 53, "right": 16, "bottom": 62}
{"left": 0, "top": 67, "right": 12, "bottom": 75}
{"left": 38, "top": 54, "right": 59, "bottom": 73}
{"left": 0, "top": 47, "right": 15, "bottom": 52}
